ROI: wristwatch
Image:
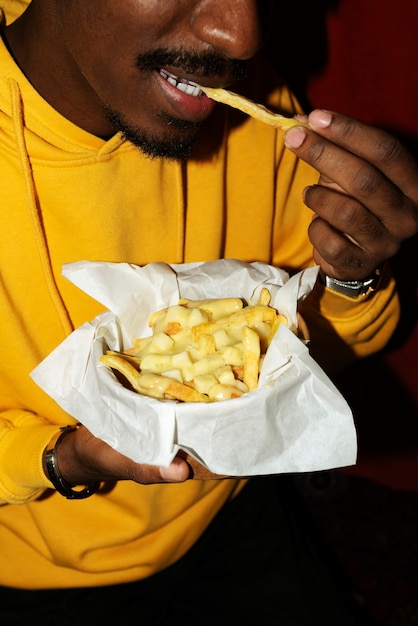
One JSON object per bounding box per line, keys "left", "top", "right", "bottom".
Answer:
{"left": 319, "top": 267, "right": 382, "bottom": 298}
{"left": 43, "top": 424, "right": 100, "bottom": 499}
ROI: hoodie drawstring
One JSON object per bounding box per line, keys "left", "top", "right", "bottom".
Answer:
{"left": 8, "top": 78, "right": 73, "bottom": 337}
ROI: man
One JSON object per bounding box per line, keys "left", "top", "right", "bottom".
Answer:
{"left": 0, "top": 1, "right": 417, "bottom": 624}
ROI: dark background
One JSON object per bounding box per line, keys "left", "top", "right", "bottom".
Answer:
{"left": 266, "top": 3, "right": 418, "bottom": 623}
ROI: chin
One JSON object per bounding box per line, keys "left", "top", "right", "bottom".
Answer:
{"left": 127, "top": 131, "right": 198, "bottom": 161}
{"left": 106, "top": 106, "right": 200, "bottom": 160}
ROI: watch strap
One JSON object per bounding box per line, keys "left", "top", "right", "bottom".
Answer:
{"left": 319, "top": 267, "right": 382, "bottom": 298}
{"left": 43, "top": 425, "right": 100, "bottom": 499}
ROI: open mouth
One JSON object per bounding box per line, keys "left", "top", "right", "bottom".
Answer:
{"left": 159, "top": 69, "right": 204, "bottom": 97}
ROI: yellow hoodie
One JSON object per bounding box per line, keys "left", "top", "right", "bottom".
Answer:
{"left": 0, "top": 27, "right": 398, "bottom": 589}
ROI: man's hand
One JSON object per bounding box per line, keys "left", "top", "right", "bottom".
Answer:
{"left": 284, "top": 110, "right": 418, "bottom": 280}
{"left": 54, "top": 425, "right": 191, "bottom": 486}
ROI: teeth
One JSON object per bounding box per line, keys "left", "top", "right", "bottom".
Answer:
{"left": 159, "top": 69, "right": 202, "bottom": 97}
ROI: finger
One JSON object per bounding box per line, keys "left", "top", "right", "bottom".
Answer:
{"left": 130, "top": 456, "right": 191, "bottom": 484}
{"left": 158, "top": 457, "right": 191, "bottom": 482}
{"left": 304, "top": 185, "right": 398, "bottom": 277}
{"left": 284, "top": 119, "right": 418, "bottom": 241}
{"left": 308, "top": 216, "right": 383, "bottom": 279}
{"left": 80, "top": 429, "right": 191, "bottom": 484}
{"left": 308, "top": 109, "right": 418, "bottom": 202}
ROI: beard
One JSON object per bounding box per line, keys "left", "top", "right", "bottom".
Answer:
{"left": 105, "top": 106, "right": 201, "bottom": 160}
{"left": 105, "top": 48, "right": 248, "bottom": 160}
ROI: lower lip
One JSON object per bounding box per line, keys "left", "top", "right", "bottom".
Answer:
{"left": 155, "top": 71, "right": 217, "bottom": 121}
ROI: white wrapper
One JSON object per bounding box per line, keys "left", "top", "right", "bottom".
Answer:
{"left": 31, "top": 259, "right": 357, "bottom": 475}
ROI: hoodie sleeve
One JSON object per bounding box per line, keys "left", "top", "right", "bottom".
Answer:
{"left": 0, "top": 410, "right": 66, "bottom": 504}
{"left": 299, "top": 263, "right": 399, "bottom": 374}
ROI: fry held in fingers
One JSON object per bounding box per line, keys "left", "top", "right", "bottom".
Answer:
{"left": 100, "top": 290, "right": 290, "bottom": 404}
{"left": 200, "top": 86, "right": 309, "bottom": 132}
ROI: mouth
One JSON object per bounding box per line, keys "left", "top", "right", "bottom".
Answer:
{"left": 159, "top": 69, "right": 206, "bottom": 97}
{"left": 156, "top": 67, "right": 221, "bottom": 122}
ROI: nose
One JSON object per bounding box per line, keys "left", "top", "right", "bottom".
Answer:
{"left": 191, "top": 0, "right": 264, "bottom": 60}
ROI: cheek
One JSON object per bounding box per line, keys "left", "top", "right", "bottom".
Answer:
{"left": 58, "top": 10, "right": 144, "bottom": 101}
{"left": 57, "top": 1, "right": 139, "bottom": 69}
{"left": 54, "top": 1, "right": 190, "bottom": 131}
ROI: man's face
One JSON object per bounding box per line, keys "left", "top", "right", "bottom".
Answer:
{"left": 53, "top": 0, "right": 269, "bottom": 159}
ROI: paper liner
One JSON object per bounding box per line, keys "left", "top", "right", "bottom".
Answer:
{"left": 31, "top": 259, "right": 357, "bottom": 476}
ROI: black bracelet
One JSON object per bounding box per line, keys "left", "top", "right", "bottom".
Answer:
{"left": 43, "top": 425, "right": 100, "bottom": 500}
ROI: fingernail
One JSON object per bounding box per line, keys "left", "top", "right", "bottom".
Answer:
{"left": 309, "top": 109, "right": 332, "bottom": 129}
{"left": 159, "top": 465, "right": 180, "bottom": 481}
{"left": 284, "top": 126, "right": 307, "bottom": 149}
{"left": 160, "top": 459, "right": 189, "bottom": 482}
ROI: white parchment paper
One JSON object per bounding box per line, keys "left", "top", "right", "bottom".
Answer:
{"left": 31, "top": 259, "right": 357, "bottom": 475}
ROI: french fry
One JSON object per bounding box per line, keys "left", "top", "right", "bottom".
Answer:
{"left": 139, "top": 373, "right": 209, "bottom": 403}
{"left": 100, "top": 354, "right": 208, "bottom": 402}
{"left": 191, "top": 304, "right": 277, "bottom": 341}
{"left": 200, "top": 86, "right": 309, "bottom": 132}
{"left": 242, "top": 326, "right": 260, "bottom": 391}
{"left": 242, "top": 326, "right": 261, "bottom": 391}
{"left": 99, "top": 290, "right": 293, "bottom": 403}
{"left": 257, "top": 287, "right": 272, "bottom": 306}
{"left": 123, "top": 336, "right": 153, "bottom": 357}
{"left": 103, "top": 349, "right": 141, "bottom": 369}
{"left": 268, "top": 314, "right": 288, "bottom": 347}
{"left": 100, "top": 353, "right": 146, "bottom": 392}
{"left": 179, "top": 297, "right": 243, "bottom": 320}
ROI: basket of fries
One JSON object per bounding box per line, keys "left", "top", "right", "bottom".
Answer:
{"left": 31, "top": 259, "right": 357, "bottom": 477}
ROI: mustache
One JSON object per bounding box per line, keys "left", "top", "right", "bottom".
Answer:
{"left": 135, "top": 48, "right": 248, "bottom": 81}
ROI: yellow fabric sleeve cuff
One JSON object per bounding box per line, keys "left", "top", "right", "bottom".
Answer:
{"left": 0, "top": 423, "right": 65, "bottom": 504}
